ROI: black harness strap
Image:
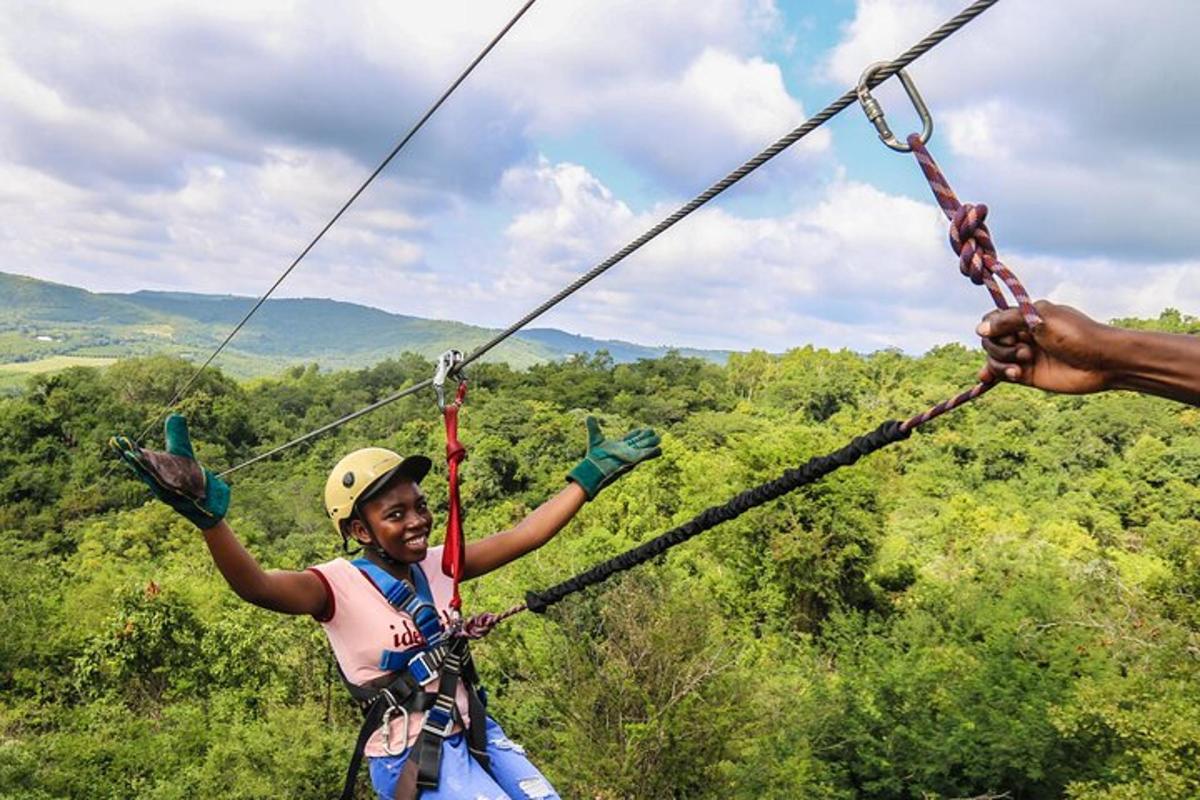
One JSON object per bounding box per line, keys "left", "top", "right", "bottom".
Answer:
{"left": 415, "top": 637, "right": 466, "bottom": 789}
{"left": 462, "top": 650, "right": 491, "bottom": 768}
{"left": 339, "top": 668, "right": 431, "bottom": 800}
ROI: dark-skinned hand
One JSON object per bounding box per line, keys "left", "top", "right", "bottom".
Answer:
{"left": 976, "top": 300, "right": 1114, "bottom": 395}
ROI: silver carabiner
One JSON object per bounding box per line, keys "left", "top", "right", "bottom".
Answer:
{"left": 379, "top": 691, "right": 411, "bottom": 757}
{"left": 856, "top": 62, "right": 933, "bottom": 153}
{"left": 433, "top": 349, "right": 465, "bottom": 411}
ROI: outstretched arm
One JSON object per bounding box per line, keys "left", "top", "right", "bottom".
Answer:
{"left": 111, "top": 415, "right": 328, "bottom": 617}
{"left": 202, "top": 520, "right": 329, "bottom": 617}
{"left": 462, "top": 483, "right": 587, "bottom": 580}
{"left": 977, "top": 300, "right": 1200, "bottom": 406}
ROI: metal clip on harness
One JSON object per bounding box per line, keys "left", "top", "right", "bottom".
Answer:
{"left": 433, "top": 349, "right": 466, "bottom": 411}
{"left": 379, "top": 689, "right": 411, "bottom": 757}
{"left": 856, "top": 62, "right": 933, "bottom": 153}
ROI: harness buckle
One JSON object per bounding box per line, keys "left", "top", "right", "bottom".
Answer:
{"left": 406, "top": 647, "right": 443, "bottom": 687}
{"left": 379, "top": 690, "right": 411, "bottom": 757}
{"left": 856, "top": 62, "right": 933, "bottom": 153}
{"left": 421, "top": 703, "right": 457, "bottom": 739}
{"left": 433, "top": 350, "right": 466, "bottom": 411}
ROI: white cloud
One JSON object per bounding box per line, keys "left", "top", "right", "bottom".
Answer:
{"left": 0, "top": 0, "right": 824, "bottom": 308}
{"left": 486, "top": 157, "right": 991, "bottom": 351}
{"left": 825, "top": 0, "right": 1200, "bottom": 260}
{"left": 508, "top": 45, "right": 829, "bottom": 190}
{"left": 0, "top": 0, "right": 1194, "bottom": 362}
{"left": 484, "top": 155, "right": 1200, "bottom": 353}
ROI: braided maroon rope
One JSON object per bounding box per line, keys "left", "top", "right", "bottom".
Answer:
{"left": 907, "top": 134, "right": 1040, "bottom": 328}
{"left": 900, "top": 132, "right": 1040, "bottom": 432}
{"left": 458, "top": 602, "right": 527, "bottom": 639}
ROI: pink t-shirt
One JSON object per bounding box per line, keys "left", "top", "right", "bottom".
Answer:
{"left": 308, "top": 546, "right": 471, "bottom": 757}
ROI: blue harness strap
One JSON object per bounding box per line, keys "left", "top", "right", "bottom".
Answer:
{"left": 353, "top": 558, "right": 446, "bottom": 669}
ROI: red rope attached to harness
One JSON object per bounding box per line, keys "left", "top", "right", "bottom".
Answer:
{"left": 442, "top": 381, "right": 468, "bottom": 613}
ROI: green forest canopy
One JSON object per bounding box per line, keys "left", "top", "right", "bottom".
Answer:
{"left": 1, "top": 320, "right": 1198, "bottom": 798}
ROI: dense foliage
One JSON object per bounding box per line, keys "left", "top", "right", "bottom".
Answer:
{"left": 1, "top": 332, "right": 1198, "bottom": 799}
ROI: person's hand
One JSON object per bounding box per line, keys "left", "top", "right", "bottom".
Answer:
{"left": 976, "top": 300, "right": 1114, "bottom": 395}
{"left": 110, "top": 414, "right": 230, "bottom": 530}
{"left": 566, "top": 416, "right": 662, "bottom": 500}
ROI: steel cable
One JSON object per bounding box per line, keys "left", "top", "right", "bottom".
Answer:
{"left": 218, "top": 0, "right": 1001, "bottom": 475}
{"left": 132, "top": 0, "right": 539, "bottom": 444}
{"left": 217, "top": 379, "right": 432, "bottom": 477}
{"left": 457, "top": 0, "right": 1001, "bottom": 369}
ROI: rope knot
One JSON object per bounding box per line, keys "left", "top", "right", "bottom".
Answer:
{"left": 949, "top": 203, "right": 996, "bottom": 286}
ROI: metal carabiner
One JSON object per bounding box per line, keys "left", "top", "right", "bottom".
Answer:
{"left": 856, "top": 62, "right": 933, "bottom": 153}
{"left": 379, "top": 690, "right": 411, "bottom": 757}
{"left": 433, "top": 349, "right": 466, "bottom": 411}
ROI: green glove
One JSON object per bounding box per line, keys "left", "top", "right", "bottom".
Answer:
{"left": 567, "top": 416, "right": 662, "bottom": 500}
{"left": 110, "top": 414, "right": 230, "bottom": 530}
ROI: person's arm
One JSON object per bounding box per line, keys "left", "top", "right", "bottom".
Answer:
{"left": 201, "top": 520, "right": 329, "bottom": 616}
{"left": 111, "top": 415, "right": 328, "bottom": 616}
{"left": 462, "top": 483, "right": 586, "bottom": 580}
{"left": 977, "top": 300, "right": 1200, "bottom": 405}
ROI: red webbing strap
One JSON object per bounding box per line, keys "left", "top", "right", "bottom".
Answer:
{"left": 442, "top": 381, "right": 468, "bottom": 612}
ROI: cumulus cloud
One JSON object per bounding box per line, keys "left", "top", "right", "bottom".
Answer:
{"left": 0, "top": 0, "right": 1193, "bottom": 361}
{"left": 0, "top": 0, "right": 824, "bottom": 305}
{"left": 485, "top": 157, "right": 993, "bottom": 351}
{"left": 825, "top": 0, "right": 1200, "bottom": 260}
{"left": 484, "top": 155, "right": 1200, "bottom": 353}
{"left": 0, "top": 0, "right": 801, "bottom": 192}
{"left": 598, "top": 48, "right": 828, "bottom": 190}
{"left": 0, "top": 1, "right": 531, "bottom": 192}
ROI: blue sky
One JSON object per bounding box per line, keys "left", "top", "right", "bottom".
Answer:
{"left": 1, "top": 0, "right": 1197, "bottom": 355}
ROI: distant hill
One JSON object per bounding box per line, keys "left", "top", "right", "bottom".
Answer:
{"left": 0, "top": 271, "right": 730, "bottom": 387}
{"left": 517, "top": 328, "right": 728, "bottom": 364}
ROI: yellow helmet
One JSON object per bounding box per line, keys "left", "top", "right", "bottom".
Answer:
{"left": 324, "top": 447, "right": 432, "bottom": 536}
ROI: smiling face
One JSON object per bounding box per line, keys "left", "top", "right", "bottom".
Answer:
{"left": 349, "top": 476, "right": 434, "bottom": 564}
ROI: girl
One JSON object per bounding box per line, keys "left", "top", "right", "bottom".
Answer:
{"left": 111, "top": 413, "right": 660, "bottom": 799}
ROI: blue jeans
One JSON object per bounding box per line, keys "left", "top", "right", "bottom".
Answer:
{"left": 368, "top": 717, "right": 559, "bottom": 800}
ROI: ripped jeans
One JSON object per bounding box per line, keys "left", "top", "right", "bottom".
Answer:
{"left": 368, "top": 716, "right": 559, "bottom": 800}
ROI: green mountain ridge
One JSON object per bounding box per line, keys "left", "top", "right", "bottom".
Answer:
{"left": 0, "top": 271, "right": 731, "bottom": 381}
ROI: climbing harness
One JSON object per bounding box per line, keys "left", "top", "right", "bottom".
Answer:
{"left": 338, "top": 557, "right": 493, "bottom": 800}
{"left": 332, "top": 353, "right": 491, "bottom": 799}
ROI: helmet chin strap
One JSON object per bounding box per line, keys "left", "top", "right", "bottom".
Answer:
{"left": 366, "top": 541, "right": 407, "bottom": 569}
{"left": 354, "top": 513, "right": 410, "bottom": 572}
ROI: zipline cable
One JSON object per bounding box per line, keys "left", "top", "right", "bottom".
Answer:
{"left": 456, "top": 0, "right": 1001, "bottom": 369}
{"left": 132, "top": 0, "right": 539, "bottom": 444}
{"left": 218, "top": 0, "right": 1001, "bottom": 475}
